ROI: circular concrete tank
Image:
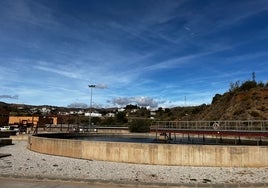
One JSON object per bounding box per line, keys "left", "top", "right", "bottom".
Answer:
{"left": 27, "top": 133, "right": 268, "bottom": 167}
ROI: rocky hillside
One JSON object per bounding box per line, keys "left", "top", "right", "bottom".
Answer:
{"left": 195, "top": 85, "right": 268, "bottom": 121}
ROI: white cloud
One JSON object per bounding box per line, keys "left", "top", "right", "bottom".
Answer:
{"left": 110, "top": 96, "right": 160, "bottom": 108}
{"left": 67, "top": 102, "right": 88, "bottom": 109}
{"left": 95, "top": 84, "right": 108, "bottom": 89}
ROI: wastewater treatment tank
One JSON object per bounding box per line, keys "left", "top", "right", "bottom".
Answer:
{"left": 27, "top": 131, "right": 268, "bottom": 167}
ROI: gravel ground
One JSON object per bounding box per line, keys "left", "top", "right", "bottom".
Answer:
{"left": 1, "top": 141, "right": 268, "bottom": 187}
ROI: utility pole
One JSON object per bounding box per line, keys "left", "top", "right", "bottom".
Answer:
{"left": 88, "top": 84, "right": 96, "bottom": 130}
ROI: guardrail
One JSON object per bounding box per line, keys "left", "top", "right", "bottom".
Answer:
{"left": 151, "top": 120, "right": 268, "bottom": 132}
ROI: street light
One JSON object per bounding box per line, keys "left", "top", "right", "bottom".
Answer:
{"left": 88, "top": 84, "right": 96, "bottom": 129}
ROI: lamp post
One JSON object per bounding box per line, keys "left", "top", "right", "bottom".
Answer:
{"left": 88, "top": 84, "right": 96, "bottom": 130}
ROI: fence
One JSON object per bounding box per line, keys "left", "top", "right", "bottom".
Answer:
{"left": 151, "top": 120, "right": 268, "bottom": 131}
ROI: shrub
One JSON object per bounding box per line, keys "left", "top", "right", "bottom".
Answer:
{"left": 129, "top": 119, "right": 151, "bottom": 133}
{"left": 239, "top": 80, "right": 257, "bottom": 91}
{"left": 229, "top": 80, "right": 240, "bottom": 93}
{"left": 250, "top": 111, "right": 260, "bottom": 117}
{"left": 100, "top": 117, "right": 115, "bottom": 126}
{"left": 116, "top": 111, "right": 128, "bottom": 124}
{"left": 258, "top": 82, "right": 265, "bottom": 87}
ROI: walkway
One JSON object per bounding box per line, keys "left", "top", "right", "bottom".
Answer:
{"left": 151, "top": 120, "right": 268, "bottom": 136}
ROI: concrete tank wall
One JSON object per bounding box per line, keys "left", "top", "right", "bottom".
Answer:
{"left": 28, "top": 135, "right": 268, "bottom": 167}
{"left": 28, "top": 136, "right": 82, "bottom": 159}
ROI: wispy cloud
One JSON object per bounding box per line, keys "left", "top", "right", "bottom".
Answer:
{"left": 0, "top": 0, "right": 59, "bottom": 29}
{"left": 34, "top": 65, "right": 81, "bottom": 79}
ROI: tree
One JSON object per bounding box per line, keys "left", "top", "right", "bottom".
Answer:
{"left": 101, "top": 117, "right": 115, "bottom": 126}
{"left": 116, "top": 111, "right": 128, "bottom": 124}
{"left": 67, "top": 117, "right": 75, "bottom": 125}
{"left": 156, "top": 107, "right": 164, "bottom": 118}
{"left": 129, "top": 119, "right": 151, "bottom": 133}
{"left": 229, "top": 80, "right": 240, "bottom": 93}
{"left": 125, "top": 104, "right": 138, "bottom": 110}
{"left": 91, "top": 117, "right": 101, "bottom": 125}
{"left": 257, "top": 81, "right": 265, "bottom": 87}
{"left": 137, "top": 107, "right": 150, "bottom": 117}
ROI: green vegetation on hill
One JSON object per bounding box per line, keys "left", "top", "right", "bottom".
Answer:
{"left": 199, "top": 80, "right": 268, "bottom": 120}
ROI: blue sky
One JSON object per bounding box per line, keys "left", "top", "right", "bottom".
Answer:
{"left": 0, "top": 0, "right": 268, "bottom": 108}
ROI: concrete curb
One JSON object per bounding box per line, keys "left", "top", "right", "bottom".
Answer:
{"left": 0, "top": 175, "right": 267, "bottom": 188}
{"left": 0, "top": 138, "right": 12, "bottom": 145}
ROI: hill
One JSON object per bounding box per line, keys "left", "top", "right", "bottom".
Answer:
{"left": 1, "top": 80, "right": 268, "bottom": 121}
{"left": 192, "top": 81, "right": 268, "bottom": 120}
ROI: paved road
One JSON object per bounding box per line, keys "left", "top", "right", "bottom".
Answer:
{"left": 0, "top": 178, "right": 138, "bottom": 188}
{"left": 1, "top": 177, "right": 267, "bottom": 188}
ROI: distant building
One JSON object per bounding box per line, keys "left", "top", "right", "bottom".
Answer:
{"left": 150, "top": 111, "right": 156, "bottom": 116}
{"left": 85, "top": 112, "right": 102, "bottom": 117}
{"left": 118, "top": 108, "right": 125, "bottom": 112}
{"left": 9, "top": 116, "right": 58, "bottom": 126}
{"left": 40, "top": 107, "right": 51, "bottom": 114}
{"left": 77, "top": 110, "right": 84, "bottom": 115}
{"left": 106, "top": 113, "right": 115, "bottom": 117}
{"left": 131, "top": 109, "right": 137, "bottom": 113}
{"left": 9, "top": 116, "right": 39, "bottom": 126}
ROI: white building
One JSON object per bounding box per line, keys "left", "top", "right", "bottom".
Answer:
{"left": 106, "top": 113, "right": 115, "bottom": 117}
{"left": 85, "top": 112, "right": 102, "bottom": 117}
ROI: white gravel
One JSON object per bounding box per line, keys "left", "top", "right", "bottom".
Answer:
{"left": 1, "top": 141, "right": 268, "bottom": 186}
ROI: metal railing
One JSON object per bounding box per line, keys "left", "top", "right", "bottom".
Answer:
{"left": 151, "top": 120, "right": 268, "bottom": 132}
